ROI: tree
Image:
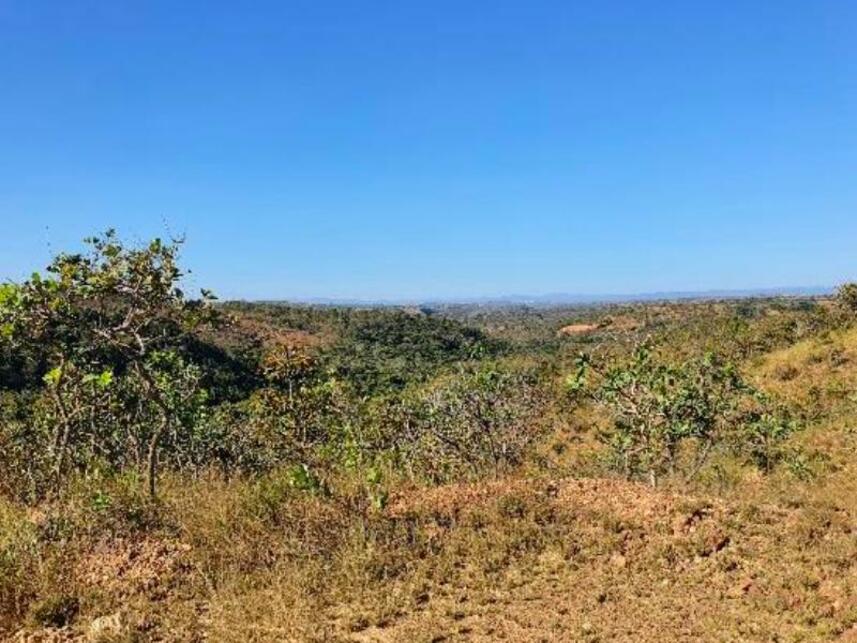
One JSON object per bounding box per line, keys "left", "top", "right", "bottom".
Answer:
{"left": 388, "top": 366, "right": 544, "bottom": 481}
{"left": 836, "top": 283, "right": 857, "bottom": 314}
{"left": 247, "top": 343, "right": 351, "bottom": 473}
{"left": 568, "top": 344, "right": 795, "bottom": 485}
{"left": 0, "top": 230, "right": 217, "bottom": 497}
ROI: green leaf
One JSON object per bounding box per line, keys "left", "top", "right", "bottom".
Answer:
{"left": 287, "top": 463, "right": 321, "bottom": 493}
{"left": 366, "top": 466, "right": 383, "bottom": 485}
{"left": 43, "top": 366, "right": 63, "bottom": 386}
{"left": 97, "top": 370, "right": 114, "bottom": 388}
{"left": 370, "top": 490, "right": 389, "bottom": 510}
{"left": 0, "top": 283, "right": 20, "bottom": 307}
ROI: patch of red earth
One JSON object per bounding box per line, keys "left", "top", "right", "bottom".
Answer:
{"left": 557, "top": 323, "right": 599, "bottom": 336}
{"left": 386, "top": 477, "right": 720, "bottom": 524}
{"left": 76, "top": 537, "right": 193, "bottom": 601}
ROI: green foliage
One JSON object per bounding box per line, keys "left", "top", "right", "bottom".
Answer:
{"left": 572, "top": 344, "right": 797, "bottom": 484}
{"left": 837, "top": 283, "right": 857, "bottom": 314}
{"left": 327, "top": 310, "right": 503, "bottom": 394}
{"left": 364, "top": 465, "right": 388, "bottom": 510}
{"left": 0, "top": 231, "right": 218, "bottom": 498}
{"left": 0, "top": 232, "right": 836, "bottom": 512}
{"left": 285, "top": 463, "right": 326, "bottom": 495}
{"left": 244, "top": 344, "right": 355, "bottom": 472}
{"left": 741, "top": 410, "right": 800, "bottom": 473}
{"left": 383, "top": 365, "right": 546, "bottom": 481}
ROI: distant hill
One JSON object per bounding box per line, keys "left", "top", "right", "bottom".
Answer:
{"left": 256, "top": 285, "right": 833, "bottom": 308}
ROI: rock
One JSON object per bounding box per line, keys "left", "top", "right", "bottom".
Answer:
{"left": 87, "top": 612, "right": 123, "bottom": 641}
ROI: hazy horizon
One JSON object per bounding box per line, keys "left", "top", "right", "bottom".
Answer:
{"left": 232, "top": 284, "right": 834, "bottom": 306}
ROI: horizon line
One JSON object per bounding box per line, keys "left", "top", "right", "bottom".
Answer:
{"left": 222, "top": 284, "right": 834, "bottom": 307}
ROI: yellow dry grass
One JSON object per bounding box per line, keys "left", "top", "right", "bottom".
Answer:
{"left": 4, "top": 466, "right": 856, "bottom": 642}
{"left": 4, "top": 323, "right": 857, "bottom": 642}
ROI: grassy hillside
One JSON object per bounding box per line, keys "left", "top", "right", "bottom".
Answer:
{"left": 1, "top": 236, "right": 855, "bottom": 641}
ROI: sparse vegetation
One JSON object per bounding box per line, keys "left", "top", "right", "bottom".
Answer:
{"left": 569, "top": 344, "right": 797, "bottom": 485}
{"left": 837, "top": 282, "right": 857, "bottom": 314}
{"left": 1, "top": 234, "right": 855, "bottom": 641}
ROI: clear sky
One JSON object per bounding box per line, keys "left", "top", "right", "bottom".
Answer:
{"left": 1, "top": 1, "right": 856, "bottom": 300}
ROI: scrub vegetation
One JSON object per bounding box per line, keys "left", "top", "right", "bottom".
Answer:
{"left": 1, "top": 232, "right": 855, "bottom": 641}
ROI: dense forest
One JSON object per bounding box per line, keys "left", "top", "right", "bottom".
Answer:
{"left": 1, "top": 233, "right": 856, "bottom": 640}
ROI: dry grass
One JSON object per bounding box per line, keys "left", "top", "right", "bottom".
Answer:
{"left": 4, "top": 322, "right": 857, "bottom": 641}
{"left": 751, "top": 326, "right": 857, "bottom": 416}
{"left": 2, "top": 464, "right": 855, "bottom": 642}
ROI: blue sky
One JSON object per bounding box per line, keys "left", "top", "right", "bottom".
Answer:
{"left": 1, "top": 1, "right": 856, "bottom": 300}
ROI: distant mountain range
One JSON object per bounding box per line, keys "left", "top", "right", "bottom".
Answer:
{"left": 255, "top": 285, "right": 834, "bottom": 308}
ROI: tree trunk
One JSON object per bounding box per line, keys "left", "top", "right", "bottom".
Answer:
{"left": 146, "top": 417, "right": 168, "bottom": 499}
{"left": 52, "top": 421, "right": 71, "bottom": 489}
{"left": 49, "top": 361, "right": 73, "bottom": 490}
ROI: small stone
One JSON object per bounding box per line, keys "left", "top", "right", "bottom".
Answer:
{"left": 88, "top": 612, "right": 123, "bottom": 641}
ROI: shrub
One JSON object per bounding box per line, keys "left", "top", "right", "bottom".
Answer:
{"left": 569, "top": 344, "right": 797, "bottom": 485}
{"left": 836, "top": 283, "right": 857, "bottom": 314}
{"left": 245, "top": 344, "right": 355, "bottom": 473}
{"left": 0, "top": 231, "right": 218, "bottom": 498}
{"left": 387, "top": 366, "right": 545, "bottom": 481}
{"left": 29, "top": 594, "right": 79, "bottom": 628}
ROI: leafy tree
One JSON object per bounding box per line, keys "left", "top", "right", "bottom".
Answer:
{"left": 246, "top": 343, "right": 352, "bottom": 472}
{"left": 0, "top": 230, "right": 217, "bottom": 497}
{"left": 327, "top": 311, "right": 502, "bottom": 394}
{"left": 837, "top": 283, "right": 857, "bottom": 314}
{"left": 569, "top": 344, "right": 796, "bottom": 485}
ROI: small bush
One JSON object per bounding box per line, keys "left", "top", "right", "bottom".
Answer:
{"left": 836, "top": 283, "right": 857, "bottom": 314}
{"left": 385, "top": 366, "right": 546, "bottom": 482}
{"left": 570, "top": 344, "right": 798, "bottom": 484}
{"left": 29, "top": 594, "right": 79, "bottom": 628}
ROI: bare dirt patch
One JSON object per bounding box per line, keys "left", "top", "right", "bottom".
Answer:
{"left": 558, "top": 323, "right": 599, "bottom": 336}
